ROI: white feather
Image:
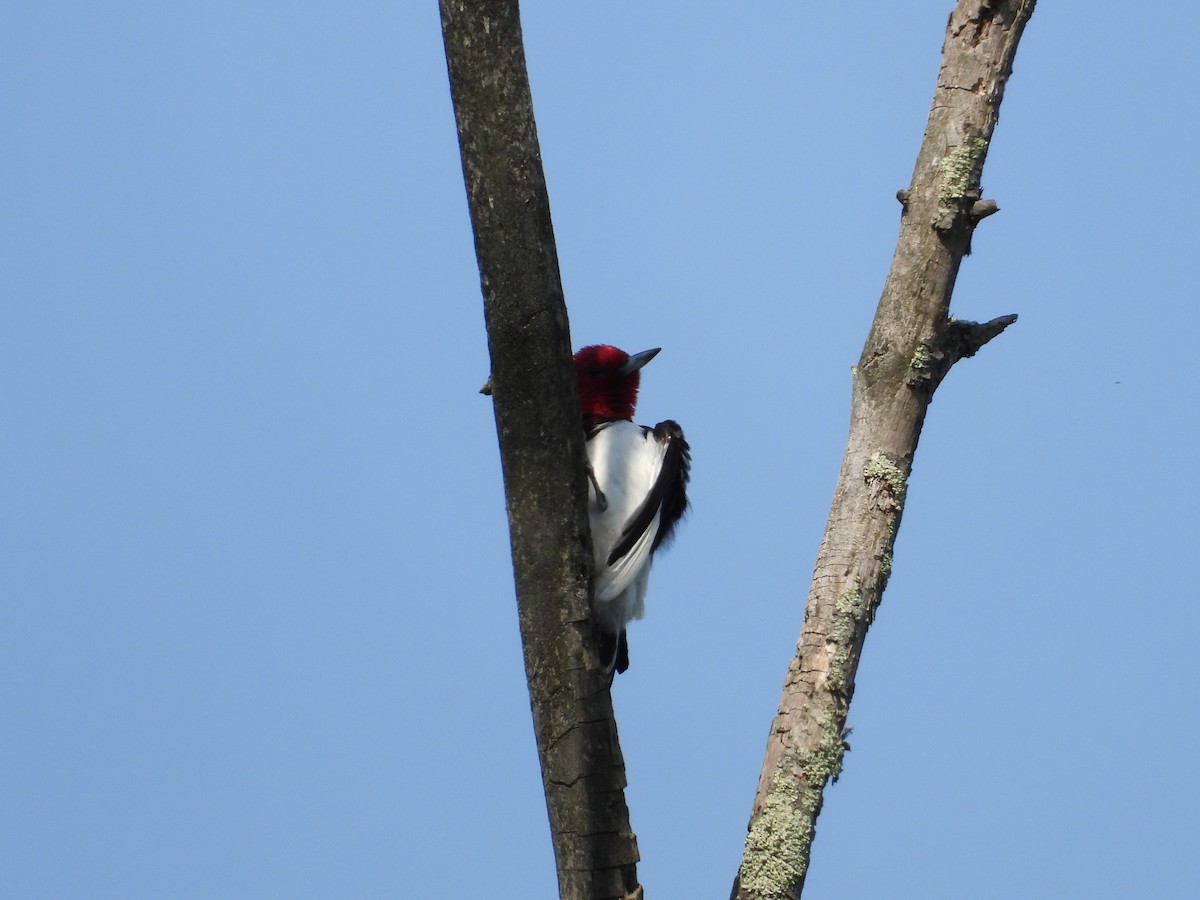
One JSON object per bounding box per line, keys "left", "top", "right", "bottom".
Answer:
{"left": 586, "top": 420, "right": 669, "bottom": 637}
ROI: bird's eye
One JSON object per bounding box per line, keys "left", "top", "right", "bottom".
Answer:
{"left": 588, "top": 365, "right": 604, "bottom": 377}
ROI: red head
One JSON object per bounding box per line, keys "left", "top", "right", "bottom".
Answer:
{"left": 573, "top": 344, "right": 661, "bottom": 425}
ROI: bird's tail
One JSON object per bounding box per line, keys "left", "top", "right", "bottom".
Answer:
{"left": 598, "top": 629, "right": 630, "bottom": 675}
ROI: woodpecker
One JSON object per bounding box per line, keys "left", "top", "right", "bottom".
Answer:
{"left": 573, "top": 344, "right": 691, "bottom": 674}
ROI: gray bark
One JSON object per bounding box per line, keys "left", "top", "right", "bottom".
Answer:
{"left": 734, "top": 2, "right": 1035, "bottom": 897}
{"left": 439, "top": 1, "right": 641, "bottom": 897}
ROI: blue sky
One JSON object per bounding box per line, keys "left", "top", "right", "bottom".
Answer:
{"left": 4, "top": 3, "right": 1198, "bottom": 898}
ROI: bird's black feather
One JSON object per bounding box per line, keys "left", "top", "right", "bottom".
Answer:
{"left": 606, "top": 420, "right": 691, "bottom": 566}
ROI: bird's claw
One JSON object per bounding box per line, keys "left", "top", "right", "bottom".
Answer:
{"left": 587, "top": 465, "right": 608, "bottom": 511}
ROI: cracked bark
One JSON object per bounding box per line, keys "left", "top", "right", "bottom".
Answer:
{"left": 439, "top": 1, "right": 641, "bottom": 897}
{"left": 733, "top": 2, "right": 1035, "bottom": 898}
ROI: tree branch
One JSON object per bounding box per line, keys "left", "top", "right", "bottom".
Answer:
{"left": 906, "top": 313, "right": 1020, "bottom": 396}
{"left": 734, "top": 3, "right": 1036, "bottom": 897}
{"left": 439, "top": 1, "right": 640, "bottom": 897}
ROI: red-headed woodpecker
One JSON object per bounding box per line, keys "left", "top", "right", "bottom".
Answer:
{"left": 573, "top": 344, "right": 691, "bottom": 674}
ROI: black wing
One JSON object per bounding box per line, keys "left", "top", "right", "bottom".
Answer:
{"left": 606, "top": 420, "right": 691, "bottom": 566}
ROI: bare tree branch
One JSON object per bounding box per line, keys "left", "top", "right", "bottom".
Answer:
{"left": 734, "top": 3, "right": 1036, "bottom": 897}
{"left": 439, "top": 1, "right": 640, "bottom": 897}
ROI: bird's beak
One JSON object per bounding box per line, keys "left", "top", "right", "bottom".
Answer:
{"left": 619, "top": 347, "right": 661, "bottom": 375}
